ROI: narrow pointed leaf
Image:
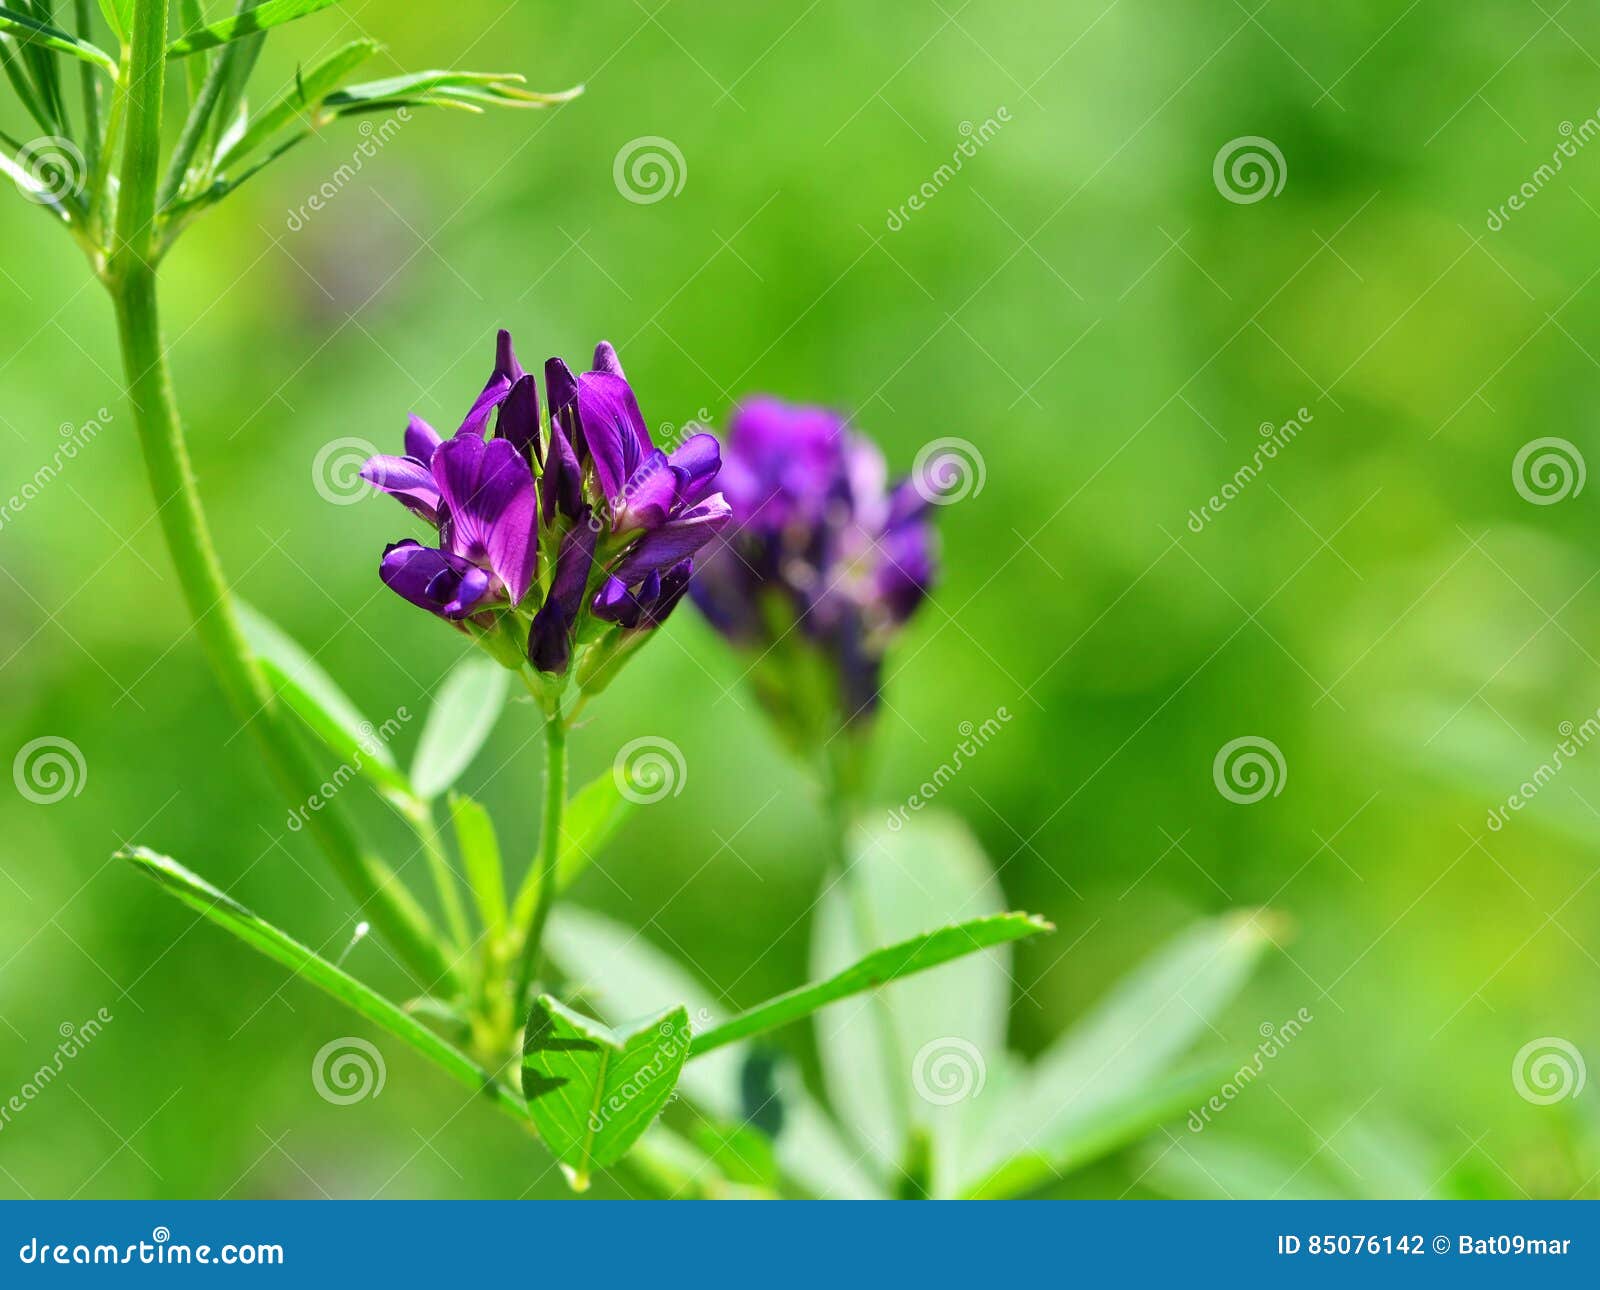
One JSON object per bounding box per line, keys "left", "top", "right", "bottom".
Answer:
{"left": 521, "top": 996, "right": 690, "bottom": 1189}
{"left": 235, "top": 600, "right": 416, "bottom": 800}
{"left": 691, "top": 912, "right": 1052, "bottom": 1058}
{"left": 178, "top": 0, "right": 206, "bottom": 101}
{"left": 167, "top": 0, "right": 343, "bottom": 56}
{"left": 448, "top": 792, "right": 505, "bottom": 939}
{"left": 118, "top": 847, "right": 518, "bottom": 1114}
{"left": 215, "top": 36, "right": 378, "bottom": 169}
{"left": 960, "top": 910, "right": 1281, "bottom": 1192}
{"left": 558, "top": 767, "right": 633, "bottom": 888}
{"left": 962, "top": 1061, "right": 1236, "bottom": 1198}
{"left": 409, "top": 655, "right": 507, "bottom": 799}
{"left": 94, "top": 0, "right": 127, "bottom": 42}
{"left": 0, "top": 6, "right": 115, "bottom": 73}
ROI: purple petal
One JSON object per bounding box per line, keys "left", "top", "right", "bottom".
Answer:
{"left": 379, "top": 540, "right": 492, "bottom": 620}
{"left": 667, "top": 433, "right": 722, "bottom": 508}
{"left": 591, "top": 341, "right": 625, "bottom": 377}
{"left": 528, "top": 518, "right": 593, "bottom": 675}
{"left": 545, "top": 357, "right": 579, "bottom": 438}
{"left": 476, "top": 440, "right": 538, "bottom": 605}
{"left": 404, "top": 413, "right": 442, "bottom": 461}
{"left": 641, "top": 558, "right": 694, "bottom": 628}
{"left": 591, "top": 575, "right": 643, "bottom": 628}
{"left": 614, "top": 450, "right": 676, "bottom": 533}
{"left": 528, "top": 600, "right": 573, "bottom": 673}
{"left": 497, "top": 373, "right": 542, "bottom": 465}
{"left": 578, "top": 370, "right": 652, "bottom": 492}
{"left": 610, "top": 494, "right": 732, "bottom": 584}
{"left": 457, "top": 329, "right": 525, "bottom": 438}
{"left": 876, "top": 518, "right": 936, "bottom": 625}
{"left": 362, "top": 454, "right": 441, "bottom": 523}
{"left": 541, "top": 420, "right": 584, "bottom": 523}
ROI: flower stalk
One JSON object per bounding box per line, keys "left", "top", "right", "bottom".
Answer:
{"left": 513, "top": 698, "right": 568, "bottom": 1014}
{"left": 106, "top": 0, "right": 459, "bottom": 992}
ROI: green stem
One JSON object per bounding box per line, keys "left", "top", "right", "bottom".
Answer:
{"left": 107, "top": 0, "right": 459, "bottom": 996}
{"left": 513, "top": 704, "right": 567, "bottom": 1013}
{"left": 72, "top": 0, "right": 101, "bottom": 179}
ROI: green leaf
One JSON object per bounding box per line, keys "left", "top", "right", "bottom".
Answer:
{"left": 178, "top": 0, "right": 206, "bottom": 100}
{"left": 323, "top": 69, "right": 580, "bottom": 113}
{"left": 521, "top": 996, "right": 690, "bottom": 1191}
{"left": 94, "top": 0, "right": 127, "bottom": 42}
{"left": 0, "top": 6, "right": 116, "bottom": 73}
{"left": 693, "top": 912, "right": 1050, "bottom": 1057}
{"left": 544, "top": 906, "right": 881, "bottom": 1198}
{"left": 0, "top": 36, "right": 55, "bottom": 134}
{"left": 235, "top": 600, "right": 416, "bottom": 801}
{"left": 118, "top": 846, "right": 518, "bottom": 1114}
{"left": 167, "top": 0, "right": 343, "bottom": 57}
{"left": 409, "top": 655, "right": 507, "bottom": 799}
{"left": 962, "top": 1061, "right": 1236, "bottom": 1198}
{"left": 557, "top": 767, "right": 634, "bottom": 888}
{"left": 961, "top": 909, "right": 1281, "bottom": 1195}
{"left": 448, "top": 793, "right": 505, "bottom": 939}
{"left": 811, "top": 811, "right": 1018, "bottom": 1192}
{"left": 214, "top": 36, "right": 378, "bottom": 169}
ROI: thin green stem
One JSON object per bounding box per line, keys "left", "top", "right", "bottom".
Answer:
{"left": 513, "top": 704, "right": 567, "bottom": 1013}
{"left": 72, "top": 0, "right": 101, "bottom": 179}
{"left": 107, "top": 0, "right": 459, "bottom": 996}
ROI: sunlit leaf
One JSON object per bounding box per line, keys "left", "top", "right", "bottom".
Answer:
{"left": 118, "top": 846, "right": 516, "bottom": 1113}
{"left": 167, "top": 0, "right": 343, "bottom": 57}
{"left": 235, "top": 600, "right": 416, "bottom": 801}
{"left": 521, "top": 995, "right": 689, "bottom": 1191}
{"left": 409, "top": 655, "right": 507, "bottom": 799}
{"left": 449, "top": 792, "right": 505, "bottom": 939}
{"left": 694, "top": 912, "right": 1050, "bottom": 1057}
{"left": 215, "top": 36, "right": 379, "bottom": 169}
{"left": 0, "top": 6, "right": 115, "bottom": 74}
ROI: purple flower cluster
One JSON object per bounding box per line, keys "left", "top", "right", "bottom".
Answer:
{"left": 363, "top": 331, "right": 730, "bottom": 680}
{"left": 691, "top": 397, "right": 936, "bottom": 728}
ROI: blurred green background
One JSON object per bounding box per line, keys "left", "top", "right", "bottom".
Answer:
{"left": 6, "top": 0, "right": 1600, "bottom": 1198}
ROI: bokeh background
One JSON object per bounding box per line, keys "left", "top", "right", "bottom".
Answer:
{"left": 6, "top": 0, "right": 1600, "bottom": 1198}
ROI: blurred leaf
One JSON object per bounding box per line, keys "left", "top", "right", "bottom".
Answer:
{"left": 0, "top": 6, "right": 115, "bottom": 73}
{"left": 409, "top": 655, "right": 508, "bottom": 799}
{"left": 167, "top": 0, "right": 343, "bottom": 57}
{"left": 544, "top": 905, "right": 882, "bottom": 1198}
{"left": 963, "top": 1061, "right": 1235, "bottom": 1198}
{"left": 812, "top": 810, "right": 1016, "bottom": 1193}
{"left": 558, "top": 767, "right": 634, "bottom": 888}
{"left": 177, "top": 0, "right": 206, "bottom": 100}
{"left": 693, "top": 912, "right": 1050, "bottom": 1057}
{"left": 93, "top": 0, "right": 126, "bottom": 42}
{"left": 449, "top": 792, "right": 505, "bottom": 940}
{"left": 235, "top": 600, "right": 415, "bottom": 801}
{"left": 1142, "top": 1137, "right": 1342, "bottom": 1201}
{"left": 692, "top": 1121, "right": 780, "bottom": 1190}
{"left": 118, "top": 847, "right": 514, "bottom": 1110}
{"left": 0, "top": 36, "right": 55, "bottom": 133}
{"left": 963, "top": 910, "right": 1281, "bottom": 1194}
{"left": 214, "top": 36, "right": 378, "bottom": 169}
{"left": 520, "top": 995, "right": 689, "bottom": 1191}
